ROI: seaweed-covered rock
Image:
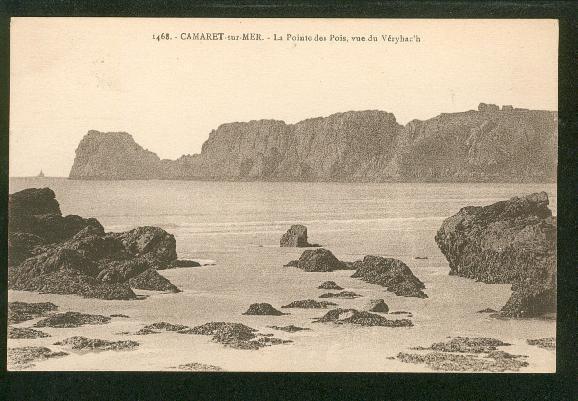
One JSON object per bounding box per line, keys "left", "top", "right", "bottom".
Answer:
{"left": 128, "top": 268, "right": 180, "bottom": 293}
{"left": 138, "top": 322, "right": 190, "bottom": 334}
{"left": 242, "top": 303, "right": 286, "bottom": 316}
{"left": 280, "top": 225, "right": 317, "bottom": 247}
{"left": 397, "top": 350, "right": 528, "bottom": 372}
{"left": 171, "top": 362, "right": 224, "bottom": 371}
{"left": 164, "top": 259, "right": 202, "bottom": 269}
{"left": 318, "top": 281, "right": 343, "bottom": 290}
{"left": 9, "top": 327, "right": 50, "bottom": 339}
{"left": 366, "top": 299, "right": 389, "bottom": 313}
{"left": 527, "top": 337, "right": 556, "bottom": 350}
{"left": 54, "top": 336, "right": 139, "bottom": 351}
{"left": 8, "top": 301, "right": 58, "bottom": 324}
{"left": 417, "top": 337, "right": 511, "bottom": 353}
{"left": 435, "top": 192, "right": 556, "bottom": 317}
{"left": 313, "top": 308, "right": 413, "bottom": 327}
{"left": 281, "top": 299, "right": 337, "bottom": 309}
{"left": 8, "top": 187, "right": 182, "bottom": 300}
{"left": 34, "top": 312, "right": 111, "bottom": 328}
{"left": 292, "top": 248, "right": 350, "bottom": 272}
{"left": 319, "top": 291, "right": 362, "bottom": 299}
{"left": 179, "top": 321, "right": 291, "bottom": 350}
{"left": 8, "top": 347, "right": 68, "bottom": 369}
{"left": 351, "top": 256, "right": 427, "bottom": 298}
{"left": 267, "top": 325, "right": 311, "bottom": 332}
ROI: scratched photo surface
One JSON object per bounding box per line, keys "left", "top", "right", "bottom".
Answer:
{"left": 8, "top": 18, "right": 557, "bottom": 372}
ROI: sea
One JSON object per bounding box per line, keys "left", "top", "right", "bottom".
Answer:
{"left": 8, "top": 178, "right": 557, "bottom": 372}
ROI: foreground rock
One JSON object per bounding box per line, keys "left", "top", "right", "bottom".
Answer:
{"left": 171, "top": 362, "right": 224, "bottom": 371}
{"left": 313, "top": 308, "right": 413, "bottom": 327}
{"left": 398, "top": 336, "right": 528, "bottom": 372}
{"left": 318, "top": 281, "right": 343, "bottom": 290}
{"left": 366, "top": 299, "right": 389, "bottom": 313}
{"left": 34, "top": 312, "right": 111, "bottom": 328}
{"left": 163, "top": 259, "right": 202, "bottom": 269}
{"left": 179, "top": 322, "right": 291, "bottom": 350}
{"left": 319, "top": 291, "right": 362, "bottom": 299}
{"left": 287, "top": 248, "right": 352, "bottom": 272}
{"left": 8, "top": 187, "right": 183, "bottom": 299}
{"left": 54, "top": 336, "right": 139, "bottom": 351}
{"left": 267, "top": 325, "right": 311, "bottom": 332}
{"left": 350, "top": 256, "right": 427, "bottom": 298}
{"left": 527, "top": 338, "right": 556, "bottom": 350}
{"left": 414, "top": 337, "right": 511, "bottom": 353}
{"left": 8, "top": 347, "right": 68, "bottom": 369}
{"left": 135, "top": 322, "right": 190, "bottom": 335}
{"left": 8, "top": 301, "right": 58, "bottom": 324}
{"left": 435, "top": 192, "right": 556, "bottom": 317}
{"left": 281, "top": 299, "right": 337, "bottom": 309}
{"left": 280, "top": 225, "right": 318, "bottom": 247}
{"left": 9, "top": 327, "right": 50, "bottom": 339}
{"left": 397, "top": 350, "right": 528, "bottom": 372}
{"left": 243, "top": 303, "right": 286, "bottom": 316}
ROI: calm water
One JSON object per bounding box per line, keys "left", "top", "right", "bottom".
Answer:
{"left": 8, "top": 178, "right": 557, "bottom": 372}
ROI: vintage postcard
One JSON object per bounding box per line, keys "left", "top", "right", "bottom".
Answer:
{"left": 8, "top": 18, "right": 557, "bottom": 372}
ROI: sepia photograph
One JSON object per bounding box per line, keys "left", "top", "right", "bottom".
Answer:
{"left": 7, "top": 18, "right": 558, "bottom": 373}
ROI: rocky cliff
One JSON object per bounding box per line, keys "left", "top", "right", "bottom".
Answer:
{"left": 435, "top": 192, "right": 556, "bottom": 317}
{"left": 69, "top": 105, "right": 557, "bottom": 182}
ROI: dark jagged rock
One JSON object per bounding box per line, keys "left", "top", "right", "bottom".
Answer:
{"left": 34, "top": 312, "right": 111, "bottom": 328}
{"left": 109, "top": 226, "right": 177, "bottom": 265}
{"left": 367, "top": 299, "right": 389, "bottom": 313}
{"left": 8, "top": 188, "right": 182, "bottom": 299}
{"left": 413, "top": 256, "right": 428, "bottom": 260}
{"left": 171, "top": 362, "right": 224, "bottom": 371}
{"left": 319, "top": 291, "right": 362, "bottom": 299}
{"left": 110, "top": 314, "right": 130, "bottom": 318}
{"left": 318, "top": 281, "right": 343, "bottom": 290}
{"left": 397, "top": 350, "right": 528, "bottom": 372}
{"left": 8, "top": 347, "right": 68, "bottom": 369}
{"left": 435, "top": 192, "right": 556, "bottom": 317}
{"left": 390, "top": 311, "right": 411, "bottom": 315}
{"left": 267, "top": 325, "right": 311, "bottom": 332}
{"left": 9, "top": 327, "right": 50, "bottom": 339}
{"left": 291, "top": 248, "right": 351, "bottom": 272}
{"left": 280, "top": 225, "right": 318, "bottom": 247}
{"left": 527, "top": 337, "right": 556, "bottom": 350}
{"left": 242, "top": 303, "right": 286, "bottom": 316}
{"left": 8, "top": 301, "right": 58, "bottom": 324}
{"left": 351, "top": 256, "right": 427, "bottom": 298}
{"left": 313, "top": 308, "right": 413, "bottom": 327}
{"left": 477, "top": 308, "right": 498, "bottom": 313}
{"left": 54, "top": 336, "right": 139, "bottom": 351}
{"left": 128, "top": 268, "right": 180, "bottom": 293}
{"left": 281, "top": 299, "right": 337, "bottom": 309}
{"left": 69, "top": 107, "right": 556, "bottom": 183}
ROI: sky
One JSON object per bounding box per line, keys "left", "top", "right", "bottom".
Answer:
{"left": 10, "top": 18, "right": 558, "bottom": 177}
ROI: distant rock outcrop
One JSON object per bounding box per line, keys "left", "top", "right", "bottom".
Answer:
{"left": 280, "top": 225, "right": 318, "bottom": 247}
{"left": 435, "top": 192, "right": 556, "bottom": 317}
{"left": 350, "top": 256, "right": 427, "bottom": 298}
{"left": 69, "top": 106, "right": 557, "bottom": 183}
{"left": 242, "top": 303, "right": 286, "bottom": 316}
{"left": 8, "top": 187, "right": 182, "bottom": 299}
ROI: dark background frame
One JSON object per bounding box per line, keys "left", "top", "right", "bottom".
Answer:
{"left": 0, "top": 1, "right": 575, "bottom": 400}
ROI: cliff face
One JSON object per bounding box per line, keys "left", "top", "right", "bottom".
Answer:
{"left": 435, "top": 192, "right": 556, "bottom": 317}
{"left": 69, "top": 105, "right": 557, "bottom": 182}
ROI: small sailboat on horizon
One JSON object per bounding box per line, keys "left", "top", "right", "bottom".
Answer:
{"left": 37, "top": 169, "right": 45, "bottom": 178}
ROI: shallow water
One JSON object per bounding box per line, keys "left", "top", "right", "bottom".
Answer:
{"left": 8, "top": 178, "right": 556, "bottom": 372}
